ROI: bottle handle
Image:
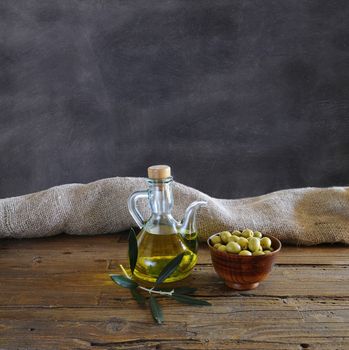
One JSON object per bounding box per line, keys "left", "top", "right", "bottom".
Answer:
{"left": 127, "top": 190, "right": 149, "bottom": 228}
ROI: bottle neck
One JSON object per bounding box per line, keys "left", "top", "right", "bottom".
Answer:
{"left": 148, "top": 178, "right": 174, "bottom": 215}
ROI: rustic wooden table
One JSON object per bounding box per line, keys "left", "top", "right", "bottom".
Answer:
{"left": 0, "top": 234, "right": 348, "bottom": 349}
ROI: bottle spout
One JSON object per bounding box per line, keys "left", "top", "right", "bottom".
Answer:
{"left": 180, "top": 200, "right": 207, "bottom": 232}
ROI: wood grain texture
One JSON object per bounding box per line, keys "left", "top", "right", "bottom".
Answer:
{"left": 0, "top": 234, "right": 348, "bottom": 350}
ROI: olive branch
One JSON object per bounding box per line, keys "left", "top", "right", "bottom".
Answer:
{"left": 110, "top": 228, "right": 211, "bottom": 324}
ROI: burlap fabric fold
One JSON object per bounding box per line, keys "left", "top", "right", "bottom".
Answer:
{"left": 0, "top": 177, "right": 348, "bottom": 245}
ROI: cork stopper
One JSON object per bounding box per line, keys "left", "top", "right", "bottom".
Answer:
{"left": 147, "top": 165, "right": 171, "bottom": 180}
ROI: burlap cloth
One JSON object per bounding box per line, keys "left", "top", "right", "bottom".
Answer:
{"left": 0, "top": 177, "right": 348, "bottom": 245}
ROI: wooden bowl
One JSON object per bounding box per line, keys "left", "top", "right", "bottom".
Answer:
{"left": 207, "top": 233, "right": 281, "bottom": 290}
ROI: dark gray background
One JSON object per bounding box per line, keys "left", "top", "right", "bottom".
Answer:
{"left": 1, "top": 0, "right": 349, "bottom": 199}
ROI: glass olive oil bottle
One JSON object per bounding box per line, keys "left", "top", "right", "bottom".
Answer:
{"left": 128, "top": 165, "right": 205, "bottom": 283}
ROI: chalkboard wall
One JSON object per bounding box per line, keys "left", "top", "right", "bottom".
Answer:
{"left": 1, "top": 0, "right": 349, "bottom": 199}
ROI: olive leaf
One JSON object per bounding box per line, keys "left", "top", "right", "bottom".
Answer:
{"left": 155, "top": 252, "right": 185, "bottom": 287}
{"left": 171, "top": 294, "right": 211, "bottom": 306}
{"left": 128, "top": 227, "right": 138, "bottom": 274}
{"left": 130, "top": 288, "right": 146, "bottom": 305}
{"left": 149, "top": 295, "right": 163, "bottom": 324}
{"left": 110, "top": 228, "right": 211, "bottom": 325}
{"left": 110, "top": 275, "right": 138, "bottom": 289}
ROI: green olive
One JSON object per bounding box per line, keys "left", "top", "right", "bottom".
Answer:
{"left": 211, "top": 235, "right": 222, "bottom": 245}
{"left": 242, "top": 229, "right": 254, "bottom": 238}
{"left": 219, "top": 231, "right": 232, "bottom": 243}
{"left": 217, "top": 244, "right": 227, "bottom": 252}
{"left": 226, "top": 242, "right": 241, "bottom": 254}
{"left": 254, "top": 231, "right": 263, "bottom": 239}
{"left": 237, "top": 237, "right": 248, "bottom": 249}
{"left": 264, "top": 250, "right": 271, "bottom": 254}
{"left": 231, "top": 230, "right": 242, "bottom": 236}
{"left": 237, "top": 237, "right": 249, "bottom": 249}
{"left": 228, "top": 235, "right": 240, "bottom": 243}
{"left": 248, "top": 237, "right": 261, "bottom": 252}
{"left": 260, "top": 237, "right": 272, "bottom": 249}
{"left": 253, "top": 250, "right": 265, "bottom": 256}
{"left": 269, "top": 247, "right": 274, "bottom": 252}
{"left": 239, "top": 250, "right": 252, "bottom": 256}
{"left": 213, "top": 243, "right": 222, "bottom": 249}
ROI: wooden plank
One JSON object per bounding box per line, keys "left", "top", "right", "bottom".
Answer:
{"left": 1, "top": 246, "right": 348, "bottom": 276}
{"left": 0, "top": 298, "right": 348, "bottom": 350}
{"left": 0, "top": 264, "right": 348, "bottom": 308}
{"left": 0, "top": 235, "right": 348, "bottom": 274}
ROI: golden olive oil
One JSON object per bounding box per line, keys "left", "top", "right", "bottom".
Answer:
{"left": 134, "top": 230, "right": 198, "bottom": 283}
